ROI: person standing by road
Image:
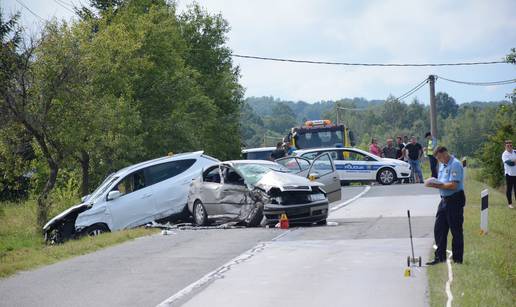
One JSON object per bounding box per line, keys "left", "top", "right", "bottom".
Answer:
{"left": 382, "top": 138, "right": 397, "bottom": 159}
{"left": 502, "top": 140, "right": 516, "bottom": 209}
{"left": 424, "top": 132, "right": 438, "bottom": 178}
{"left": 426, "top": 146, "right": 466, "bottom": 265}
{"left": 405, "top": 136, "right": 424, "bottom": 183}
{"left": 369, "top": 138, "right": 381, "bottom": 156}
{"left": 396, "top": 136, "right": 405, "bottom": 160}
{"left": 270, "top": 142, "right": 286, "bottom": 160}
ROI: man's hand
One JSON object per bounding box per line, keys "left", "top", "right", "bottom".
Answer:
{"left": 426, "top": 182, "right": 443, "bottom": 189}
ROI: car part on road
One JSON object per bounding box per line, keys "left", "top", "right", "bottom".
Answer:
{"left": 406, "top": 210, "right": 422, "bottom": 267}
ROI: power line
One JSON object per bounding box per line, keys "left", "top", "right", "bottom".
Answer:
{"left": 232, "top": 54, "right": 507, "bottom": 67}
{"left": 436, "top": 75, "right": 516, "bottom": 86}
{"left": 53, "top": 0, "right": 76, "bottom": 14}
{"left": 396, "top": 78, "right": 429, "bottom": 101}
{"left": 15, "top": 0, "right": 45, "bottom": 21}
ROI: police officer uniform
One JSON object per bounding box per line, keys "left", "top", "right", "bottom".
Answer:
{"left": 433, "top": 155, "right": 465, "bottom": 263}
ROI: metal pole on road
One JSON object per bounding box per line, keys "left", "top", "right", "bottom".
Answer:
{"left": 429, "top": 75, "right": 438, "bottom": 139}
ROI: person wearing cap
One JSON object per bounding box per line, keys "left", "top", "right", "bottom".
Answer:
{"left": 502, "top": 140, "right": 516, "bottom": 209}
{"left": 424, "top": 132, "right": 438, "bottom": 178}
{"left": 425, "top": 146, "right": 466, "bottom": 265}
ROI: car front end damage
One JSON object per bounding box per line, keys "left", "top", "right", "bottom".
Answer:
{"left": 254, "top": 172, "right": 329, "bottom": 225}
{"left": 42, "top": 202, "right": 94, "bottom": 244}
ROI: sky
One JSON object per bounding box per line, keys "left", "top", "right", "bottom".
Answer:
{"left": 3, "top": 0, "right": 516, "bottom": 104}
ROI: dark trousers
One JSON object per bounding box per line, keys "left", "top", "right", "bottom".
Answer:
{"left": 434, "top": 191, "right": 465, "bottom": 262}
{"left": 429, "top": 155, "right": 438, "bottom": 178}
{"left": 506, "top": 175, "right": 516, "bottom": 204}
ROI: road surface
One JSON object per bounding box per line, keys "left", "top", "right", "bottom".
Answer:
{"left": 0, "top": 184, "right": 440, "bottom": 307}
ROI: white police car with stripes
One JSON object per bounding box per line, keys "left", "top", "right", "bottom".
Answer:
{"left": 292, "top": 147, "right": 411, "bottom": 185}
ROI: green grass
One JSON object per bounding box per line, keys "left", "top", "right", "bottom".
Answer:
{"left": 0, "top": 199, "right": 157, "bottom": 278}
{"left": 427, "top": 168, "right": 515, "bottom": 307}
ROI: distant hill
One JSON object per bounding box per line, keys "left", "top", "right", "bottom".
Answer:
{"left": 245, "top": 96, "right": 384, "bottom": 122}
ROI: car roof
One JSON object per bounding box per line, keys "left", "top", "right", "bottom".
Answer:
{"left": 294, "top": 147, "right": 371, "bottom": 155}
{"left": 223, "top": 160, "right": 278, "bottom": 167}
{"left": 115, "top": 151, "right": 218, "bottom": 177}
{"left": 241, "top": 147, "right": 276, "bottom": 153}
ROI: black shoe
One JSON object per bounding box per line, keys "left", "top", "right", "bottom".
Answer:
{"left": 425, "top": 259, "right": 445, "bottom": 266}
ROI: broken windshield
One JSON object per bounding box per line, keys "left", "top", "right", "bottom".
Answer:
{"left": 233, "top": 163, "right": 288, "bottom": 186}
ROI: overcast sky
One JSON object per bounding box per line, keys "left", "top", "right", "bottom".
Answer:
{"left": 3, "top": 0, "right": 516, "bottom": 103}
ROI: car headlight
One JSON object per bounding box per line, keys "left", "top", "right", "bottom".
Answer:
{"left": 308, "top": 193, "right": 326, "bottom": 202}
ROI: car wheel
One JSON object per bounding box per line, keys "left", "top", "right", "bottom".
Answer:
{"left": 85, "top": 224, "right": 110, "bottom": 237}
{"left": 377, "top": 168, "right": 396, "bottom": 185}
{"left": 245, "top": 202, "right": 264, "bottom": 227}
{"left": 193, "top": 200, "right": 208, "bottom": 226}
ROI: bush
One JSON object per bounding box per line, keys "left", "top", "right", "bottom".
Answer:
{"left": 480, "top": 124, "right": 514, "bottom": 187}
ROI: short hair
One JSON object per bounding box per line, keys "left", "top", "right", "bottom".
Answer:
{"left": 424, "top": 132, "right": 431, "bottom": 138}
{"left": 505, "top": 140, "right": 513, "bottom": 144}
{"left": 433, "top": 146, "right": 448, "bottom": 155}
{"left": 277, "top": 142, "right": 283, "bottom": 147}
{"left": 396, "top": 136, "right": 402, "bottom": 140}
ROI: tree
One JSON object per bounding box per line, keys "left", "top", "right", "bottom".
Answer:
{"left": 436, "top": 92, "right": 458, "bottom": 119}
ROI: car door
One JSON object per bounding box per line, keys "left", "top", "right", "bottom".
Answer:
{"left": 107, "top": 169, "right": 156, "bottom": 230}
{"left": 275, "top": 156, "right": 311, "bottom": 175}
{"left": 147, "top": 159, "right": 198, "bottom": 219}
{"left": 200, "top": 165, "right": 224, "bottom": 216}
{"left": 337, "top": 149, "right": 375, "bottom": 181}
{"left": 308, "top": 153, "right": 342, "bottom": 203}
{"left": 217, "top": 166, "right": 249, "bottom": 218}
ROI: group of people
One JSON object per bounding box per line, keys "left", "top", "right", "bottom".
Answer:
{"left": 369, "top": 132, "right": 437, "bottom": 183}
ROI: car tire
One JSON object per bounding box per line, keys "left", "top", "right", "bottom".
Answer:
{"left": 377, "top": 168, "right": 396, "bottom": 185}
{"left": 245, "top": 202, "right": 264, "bottom": 227}
{"left": 193, "top": 200, "right": 208, "bottom": 226}
{"left": 85, "top": 223, "right": 110, "bottom": 237}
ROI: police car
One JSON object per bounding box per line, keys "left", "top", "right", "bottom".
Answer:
{"left": 292, "top": 147, "right": 411, "bottom": 185}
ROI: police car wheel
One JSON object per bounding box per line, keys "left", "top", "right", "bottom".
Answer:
{"left": 377, "top": 168, "right": 396, "bottom": 185}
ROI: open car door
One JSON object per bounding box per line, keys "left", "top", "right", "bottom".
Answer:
{"left": 306, "top": 153, "right": 341, "bottom": 203}
{"left": 276, "top": 154, "right": 341, "bottom": 203}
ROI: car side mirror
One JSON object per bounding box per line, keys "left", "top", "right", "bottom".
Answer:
{"left": 81, "top": 194, "right": 90, "bottom": 202}
{"left": 308, "top": 173, "right": 320, "bottom": 181}
{"left": 107, "top": 190, "right": 122, "bottom": 201}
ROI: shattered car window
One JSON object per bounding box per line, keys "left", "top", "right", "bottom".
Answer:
{"left": 233, "top": 163, "right": 288, "bottom": 186}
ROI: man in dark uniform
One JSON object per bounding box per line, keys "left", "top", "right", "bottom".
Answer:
{"left": 425, "top": 146, "right": 466, "bottom": 265}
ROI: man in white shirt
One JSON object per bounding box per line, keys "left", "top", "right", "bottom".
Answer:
{"left": 502, "top": 140, "right": 516, "bottom": 209}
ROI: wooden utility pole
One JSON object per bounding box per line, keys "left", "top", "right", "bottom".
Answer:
{"left": 428, "top": 75, "right": 438, "bottom": 138}
{"left": 336, "top": 102, "right": 340, "bottom": 125}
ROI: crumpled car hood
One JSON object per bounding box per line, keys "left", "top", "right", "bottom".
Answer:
{"left": 43, "top": 202, "right": 92, "bottom": 231}
{"left": 254, "top": 171, "right": 323, "bottom": 192}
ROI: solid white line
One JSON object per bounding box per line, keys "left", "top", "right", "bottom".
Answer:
{"left": 156, "top": 229, "right": 294, "bottom": 307}
{"left": 445, "top": 250, "right": 454, "bottom": 307}
{"left": 330, "top": 185, "right": 371, "bottom": 212}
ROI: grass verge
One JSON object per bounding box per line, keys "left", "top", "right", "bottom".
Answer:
{"left": 0, "top": 199, "right": 158, "bottom": 278}
{"left": 427, "top": 168, "right": 515, "bottom": 307}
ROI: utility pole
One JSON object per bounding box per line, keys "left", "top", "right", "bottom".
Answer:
{"left": 428, "top": 75, "right": 438, "bottom": 138}
{"left": 336, "top": 102, "right": 340, "bottom": 125}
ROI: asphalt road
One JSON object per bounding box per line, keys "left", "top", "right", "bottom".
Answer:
{"left": 0, "top": 184, "right": 440, "bottom": 307}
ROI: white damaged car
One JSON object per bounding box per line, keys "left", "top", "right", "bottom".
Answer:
{"left": 43, "top": 151, "right": 219, "bottom": 243}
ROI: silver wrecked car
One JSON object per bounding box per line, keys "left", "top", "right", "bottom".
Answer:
{"left": 187, "top": 154, "right": 341, "bottom": 226}
{"left": 43, "top": 151, "right": 219, "bottom": 243}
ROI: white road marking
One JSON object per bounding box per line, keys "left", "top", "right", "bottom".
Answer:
{"left": 156, "top": 229, "right": 295, "bottom": 307}
{"left": 330, "top": 185, "right": 371, "bottom": 212}
{"left": 445, "top": 250, "right": 454, "bottom": 307}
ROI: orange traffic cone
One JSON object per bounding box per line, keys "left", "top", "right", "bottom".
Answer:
{"left": 280, "top": 213, "right": 289, "bottom": 229}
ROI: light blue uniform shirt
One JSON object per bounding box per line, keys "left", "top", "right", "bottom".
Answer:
{"left": 437, "top": 156, "right": 464, "bottom": 197}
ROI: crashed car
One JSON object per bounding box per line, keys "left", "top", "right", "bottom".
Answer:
{"left": 43, "top": 151, "right": 219, "bottom": 243}
{"left": 187, "top": 154, "right": 341, "bottom": 226}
